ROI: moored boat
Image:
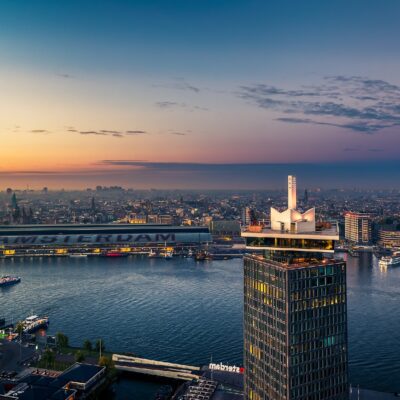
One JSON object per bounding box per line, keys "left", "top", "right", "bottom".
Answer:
{"left": 102, "top": 251, "right": 128, "bottom": 257}
{"left": 148, "top": 248, "right": 173, "bottom": 259}
{"left": 379, "top": 252, "right": 400, "bottom": 268}
{"left": 20, "top": 315, "right": 49, "bottom": 334}
{"left": 148, "top": 249, "right": 158, "bottom": 258}
{"left": 161, "top": 250, "right": 173, "bottom": 259}
{"left": 0, "top": 276, "right": 21, "bottom": 287}
{"left": 195, "top": 250, "right": 212, "bottom": 261}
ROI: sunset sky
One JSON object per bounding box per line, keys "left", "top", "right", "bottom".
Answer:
{"left": 1, "top": 0, "right": 400, "bottom": 189}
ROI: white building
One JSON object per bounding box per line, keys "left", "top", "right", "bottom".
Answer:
{"left": 242, "top": 175, "right": 338, "bottom": 257}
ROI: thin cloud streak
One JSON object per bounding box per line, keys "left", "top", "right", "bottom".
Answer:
{"left": 79, "top": 131, "right": 107, "bottom": 136}
{"left": 156, "top": 101, "right": 181, "bottom": 108}
{"left": 100, "top": 130, "right": 121, "bottom": 134}
{"left": 30, "top": 129, "right": 50, "bottom": 134}
{"left": 155, "top": 101, "right": 208, "bottom": 111}
{"left": 125, "top": 130, "right": 148, "bottom": 135}
{"left": 168, "top": 132, "right": 187, "bottom": 136}
{"left": 57, "top": 73, "right": 73, "bottom": 79}
{"left": 69, "top": 129, "right": 149, "bottom": 138}
{"left": 153, "top": 79, "right": 200, "bottom": 93}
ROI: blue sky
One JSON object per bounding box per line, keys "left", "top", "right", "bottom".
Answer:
{"left": 3, "top": 0, "right": 399, "bottom": 78}
{"left": 1, "top": 0, "right": 400, "bottom": 188}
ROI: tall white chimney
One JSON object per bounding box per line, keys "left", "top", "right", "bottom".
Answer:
{"left": 288, "top": 175, "right": 297, "bottom": 210}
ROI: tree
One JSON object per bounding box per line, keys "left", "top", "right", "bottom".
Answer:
{"left": 15, "top": 321, "right": 24, "bottom": 363}
{"left": 75, "top": 350, "right": 85, "bottom": 362}
{"left": 15, "top": 322, "right": 24, "bottom": 338}
{"left": 55, "top": 332, "right": 69, "bottom": 349}
{"left": 42, "top": 348, "right": 55, "bottom": 369}
{"left": 95, "top": 339, "right": 105, "bottom": 354}
{"left": 98, "top": 355, "right": 113, "bottom": 369}
{"left": 83, "top": 339, "right": 92, "bottom": 352}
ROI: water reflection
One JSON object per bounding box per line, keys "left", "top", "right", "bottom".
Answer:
{"left": 1, "top": 255, "right": 400, "bottom": 393}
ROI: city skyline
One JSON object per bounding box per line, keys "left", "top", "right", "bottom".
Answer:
{"left": 1, "top": 160, "right": 400, "bottom": 190}
{"left": 1, "top": 0, "right": 400, "bottom": 189}
{"left": 1, "top": 3, "right": 400, "bottom": 397}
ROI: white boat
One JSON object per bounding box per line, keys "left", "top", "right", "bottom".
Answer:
{"left": 379, "top": 252, "right": 400, "bottom": 268}
{"left": 148, "top": 241, "right": 174, "bottom": 259}
{"left": 163, "top": 251, "right": 173, "bottom": 259}
{"left": 69, "top": 254, "right": 88, "bottom": 258}
{"left": 148, "top": 249, "right": 158, "bottom": 258}
{"left": 20, "top": 315, "right": 49, "bottom": 334}
{"left": 148, "top": 249, "right": 173, "bottom": 259}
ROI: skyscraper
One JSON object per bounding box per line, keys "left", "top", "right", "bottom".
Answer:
{"left": 242, "top": 207, "right": 252, "bottom": 226}
{"left": 344, "top": 212, "right": 372, "bottom": 245}
{"left": 303, "top": 189, "right": 309, "bottom": 205}
{"left": 242, "top": 176, "right": 348, "bottom": 400}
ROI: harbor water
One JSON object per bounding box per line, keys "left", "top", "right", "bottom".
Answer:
{"left": 1, "top": 253, "right": 400, "bottom": 397}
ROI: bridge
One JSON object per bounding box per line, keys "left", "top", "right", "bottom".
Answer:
{"left": 112, "top": 354, "right": 201, "bottom": 381}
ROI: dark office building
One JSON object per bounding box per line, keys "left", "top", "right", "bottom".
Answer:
{"left": 242, "top": 176, "right": 348, "bottom": 400}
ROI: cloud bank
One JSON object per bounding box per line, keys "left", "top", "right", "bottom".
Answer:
{"left": 239, "top": 76, "right": 400, "bottom": 133}
{"left": 3, "top": 161, "right": 400, "bottom": 190}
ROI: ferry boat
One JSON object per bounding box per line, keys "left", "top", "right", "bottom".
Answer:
{"left": 148, "top": 249, "right": 173, "bottom": 259}
{"left": 102, "top": 251, "right": 128, "bottom": 257}
{"left": 379, "top": 252, "right": 400, "bottom": 268}
{"left": 21, "top": 315, "right": 49, "bottom": 334}
{"left": 0, "top": 276, "right": 21, "bottom": 287}
{"left": 161, "top": 250, "right": 173, "bottom": 259}
{"left": 195, "top": 250, "right": 212, "bottom": 261}
{"left": 148, "top": 249, "right": 158, "bottom": 258}
{"left": 188, "top": 249, "right": 193, "bottom": 257}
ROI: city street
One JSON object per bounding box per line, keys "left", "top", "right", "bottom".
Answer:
{"left": 0, "top": 339, "right": 35, "bottom": 372}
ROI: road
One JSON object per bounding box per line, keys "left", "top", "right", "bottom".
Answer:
{"left": 0, "top": 339, "right": 35, "bottom": 372}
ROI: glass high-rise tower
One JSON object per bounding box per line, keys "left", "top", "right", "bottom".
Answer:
{"left": 242, "top": 176, "right": 348, "bottom": 400}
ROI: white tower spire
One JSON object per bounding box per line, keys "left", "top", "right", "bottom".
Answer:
{"left": 288, "top": 175, "right": 297, "bottom": 210}
{"left": 271, "top": 175, "right": 315, "bottom": 232}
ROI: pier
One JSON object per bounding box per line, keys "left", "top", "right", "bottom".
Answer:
{"left": 112, "top": 354, "right": 201, "bottom": 381}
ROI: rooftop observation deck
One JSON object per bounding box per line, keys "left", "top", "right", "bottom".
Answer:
{"left": 241, "top": 225, "right": 339, "bottom": 241}
{"left": 244, "top": 253, "right": 344, "bottom": 270}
